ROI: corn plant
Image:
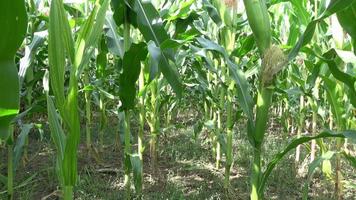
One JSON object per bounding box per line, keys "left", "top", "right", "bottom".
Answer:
{"left": 2, "top": 0, "right": 356, "bottom": 199}
{"left": 46, "top": 0, "right": 109, "bottom": 199}
{"left": 111, "top": 0, "right": 184, "bottom": 197}
{"left": 240, "top": 0, "right": 356, "bottom": 199}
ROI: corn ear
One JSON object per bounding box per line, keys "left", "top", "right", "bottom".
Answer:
{"left": 243, "top": 0, "right": 271, "bottom": 55}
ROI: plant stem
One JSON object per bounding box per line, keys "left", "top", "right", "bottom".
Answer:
{"left": 335, "top": 138, "right": 343, "bottom": 200}
{"left": 251, "top": 86, "right": 273, "bottom": 199}
{"left": 124, "top": 110, "right": 131, "bottom": 199}
{"left": 224, "top": 92, "right": 233, "bottom": 189}
{"left": 84, "top": 71, "right": 91, "bottom": 150}
{"left": 99, "top": 91, "right": 105, "bottom": 148}
{"left": 7, "top": 127, "right": 14, "bottom": 200}
{"left": 149, "top": 78, "right": 159, "bottom": 170}
{"left": 138, "top": 67, "right": 145, "bottom": 195}
{"left": 254, "top": 87, "right": 273, "bottom": 144}
{"left": 138, "top": 68, "right": 145, "bottom": 161}
{"left": 63, "top": 186, "right": 73, "bottom": 200}
{"left": 250, "top": 145, "right": 262, "bottom": 200}
{"left": 123, "top": 5, "right": 131, "bottom": 198}
{"left": 295, "top": 95, "right": 304, "bottom": 163}
{"left": 310, "top": 104, "right": 317, "bottom": 162}
{"left": 216, "top": 86, "right": 225, "bottom": 169}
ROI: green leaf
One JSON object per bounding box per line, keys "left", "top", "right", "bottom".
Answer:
{"left": 75, "top": 0, "right": 110, "bottom": 73}
{"left": 19, "top": 31, "right": 47, "bottom": 86}
{"left": 259, "top": 130, "right": 356, "bottom": 195}
{"left": 321, "top": 0, "right": 356, "bottom": 19}
{"left": 342, "top": 151, "right": 356, "bottom": 168}
{"left": 147, "top": 41, "right": 183, "bottom": 97}
{"left": 232, "top": 34, "right": 255, "bottom": 58}
{"left": 105, "top": 12, "right": 124, "bottom": 58}
{"left": 126, "top": 0, "right": 168, "bottom": 45}
{"left": 196, "top": 37, "right": 255, "bottom": 143}
{"left": 0, "top": 0, "right": 28, "bottom": 60}
{"left": 111, "top": 0, "right": 125, "bottom": 26}
{"left": 48, "top": 0, "right": 74, "bottom": 109}
{"left": 288, "top": 21, "right": 317, "bottom": 61}
{"left": 130, "top": 154, "right": 143, "bottom": 194}
{"left": 288, "top": 0, "right": 356, "bottom": 61}
{"left": 202, "top": 0, "right": 222, "bottom": 26}
{"left": 44, "top": 72, "right": 66, "bottom": 162}
{"left": 322, "top": 49, "right": 356, "bottom": 108}
{"left": 337, "top": 1, "right": 356, "bottom": 39}
{"left": 0, "top": 0, "right": 27, "bottom": 140}
{"left": 167, "top": 0, "right": 195, "bottom": 21}
{"left": 322, "top": 76, "right": 347, "bottom": 130}
{"left": 0, "top": 173, "right": 7, "bottom": 185}
{"left": 119, "top": 42, "right": 148, "bottom": 110}
{"left": 126, "top": 0, "right": 183, "bottom": 97}
{"left": 302, "top": 151, "right": 336, "bottom": 200}
{"left": 13, "top": 124, "right": 34, "bottom": 170}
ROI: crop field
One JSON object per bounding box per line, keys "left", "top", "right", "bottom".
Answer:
{"left": 0, "top": 0, "right": 356, "bottom": 200}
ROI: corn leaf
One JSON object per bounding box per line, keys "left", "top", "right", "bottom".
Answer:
{"left": 13, "top": 124, "right": 34, "bottom": 170}
{"left": 342, "top": 151, "right": 356, "bottom": 168}
{"left": 130, "top": 154, "right": 143, "bottom": 194}
{"left": 322, "top": 76, "right": 347, "bottom": 130}
{"left": 105, "top": 12, "right": 125, "bottom": 58}
{"left": 322, "top": 49, "right": 356, "bottom": 108}
{"left": 75, "top": 0, "right": 110, "bottom": 73}
{"left": 0, "top": 173, "right": 7, "bottom": 185}
{"left": 19, "top": 31, "right": 47, "bottom": 86}
{"left": 196, "top": 37, "right": 255, "bottom": 144}
{"left": 119, "top": 42, "right": 148, "bottom": 110}
{"left": 44, "top": 71, "right": 66, "bottom": 161}
{"left": 0, "top": 0, "right": 27, "bottom": 140}
{"left": 259, "top": 130, "right": 356, "bottom": 195}
{"left": 288, "top": 0, "right": 356, "bottom": 61}
{"left": 126, "top": 0, "right": 183, "bottom": 97}
{"left": 337, "top": 1, "right": 356, "bottom": 42}
{"left": 48, "top": 0, "right": 74, "bottom": 109}
{"left": 302, "top": 151, "right": 336, "bottom": 200}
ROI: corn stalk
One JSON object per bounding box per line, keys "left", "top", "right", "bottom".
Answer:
{"left": 46, "top": 0, "right": 109, "bottom": 199}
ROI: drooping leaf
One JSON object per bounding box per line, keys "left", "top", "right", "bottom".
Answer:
{"left": 19, "top": 31, "right": 47, "bottom": 86}
{"left": 342, "top": 151, "right": 356, "bottom": 168}
{"left": 126, "top": 0, "right": 183, "bottom": 97}
{"left": 13, "top": 124, "right": 34, "bottom": 170}
{"left": 288, "top": 0, "right": 356, "bottom": 61}
{"left": 336, "top": 1, "right": 356, "bottom": 46}
{"left": 104, "top": 12, "right": 124, "bottom": 58}
{"left": 119, "top": 42, "right": 148, "bottom": 110}
{"left": 259, "top": 130, "right": 356, "bottom": 194}
{"left": 322, "top": 49, "right": 356, "bottom": 108}
{"left": 202, "top": 0, "right": 222, "bottom": 26}
{"left": 321, "top": 0, "right": 356, "bottom": 19}
{"left": 0, "top": 0, "right": 28, "bottom": 140}
{"left": 196, "top": 37, "right": 255, "bottom": 143}
{"left": 302, "top": 151, "right": 336, "bottom": 200}
{"left": 147, "top": 41, "right": 182, "bottom": 97}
